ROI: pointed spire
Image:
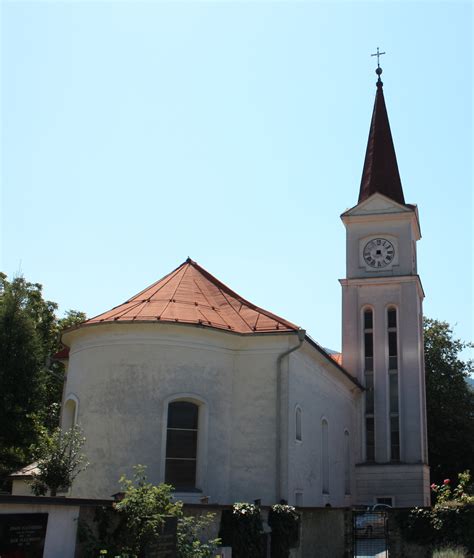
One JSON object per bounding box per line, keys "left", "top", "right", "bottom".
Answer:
{"left": 358, "top": 63, "right": 405, "bottom": 205}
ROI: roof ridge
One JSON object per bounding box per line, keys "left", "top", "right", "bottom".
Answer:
{"left": 187, "top": 260, "right": 299, "bottom": 330}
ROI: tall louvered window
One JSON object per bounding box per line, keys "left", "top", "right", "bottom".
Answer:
{"left": 388, "top": 308, "right": 400, "bottom": 461}
{"left": 364, "top": 308, "right": 375, "bottom": 461}
{"left": 165, "top": 401, "right": 199, "bottom": 490}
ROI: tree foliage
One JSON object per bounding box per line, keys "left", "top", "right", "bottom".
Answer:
{"left": 0, "top": 273, "right": 85, "bottom": 483}
{"left": 424, "top": 318, "right": 474, "bottom": 484}
{"left": 30, "top": 425, "right": 89, "bottom": 497}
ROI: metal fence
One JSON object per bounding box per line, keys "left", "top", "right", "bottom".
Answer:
{"left": 353, "top": 510, "right": 389, "bottom": 558}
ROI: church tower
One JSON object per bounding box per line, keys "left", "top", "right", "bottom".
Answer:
{"left": 340, "top": 61, "right": 430, "bottom": 507}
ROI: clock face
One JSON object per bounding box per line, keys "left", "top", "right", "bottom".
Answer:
{"left": 363, "top": 238, "right": 395, "bottom": 268}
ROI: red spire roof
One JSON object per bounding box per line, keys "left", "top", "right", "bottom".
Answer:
{"left": 84, "top": 258, "right": 300, "bottom": 334}
{"left": 358, "top": 79, "right": 405, "bottom": 205}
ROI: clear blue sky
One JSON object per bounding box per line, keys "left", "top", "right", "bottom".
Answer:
{"left": 1, "top": 1, "right": 472, "bottom": 357}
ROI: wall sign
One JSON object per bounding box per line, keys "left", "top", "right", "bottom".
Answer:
{"left": 0, "top": 513, "right": 48, "bottom": 558}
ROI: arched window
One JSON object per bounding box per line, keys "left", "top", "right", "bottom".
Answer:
{"left": 322, "top": 419, "right": 329, "bottom": 494}
{"left": 295, "top": 406, "right": 302, "bottom": 442}
{"left": 344, "top": 430, "right": 351, "bottom": 495}
{"left": 363, "top": 308, "right": 375, "bottom": 462}
{"left": 63, "top": 396, "right": 78, "bottom": 431}
{"left": 387, "top": 307, "right": 400, "bottom": 461}
{"left": 165, "top": 401, "right": 199, "bottom": 490}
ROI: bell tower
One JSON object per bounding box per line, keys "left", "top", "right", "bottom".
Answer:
{"left": 340, "top": 60, "right": 430, "bottom": 507}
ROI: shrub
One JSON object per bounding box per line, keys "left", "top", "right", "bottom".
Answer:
{"left": 228, "top": 503, "right": 264, "bottom": 558}
{"left": 77, "top": 466, "right": 220, "bottom": 558}
{"left": 404, "top": 471, "right": 474, "bottom": 553}
{"left": 268, "top": 504, "right": 300, "bottom": 558}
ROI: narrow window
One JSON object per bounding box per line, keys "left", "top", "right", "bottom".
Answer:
{"left": 63, "top": 398, "right": 77, "bottom": 431}
{"left": 165, "top": 401, "right": 199, "bottom": 490}
{"left": 364, "top": 309, "right": 375, "bottom": 461}
{"left": 387, "top": 308, "right": 400, "bottom": 461}
{"left": 322, "top": 419, "right": 329, "bottom": 494}
{"left": 295, "top": 407, "right": 302, "bottom": 441}
{"left": 344, "top": 431, "right": 351, "bottom": 495}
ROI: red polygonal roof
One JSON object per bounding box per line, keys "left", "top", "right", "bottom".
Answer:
{"left": 84, "top": 258, "right": 300, "bottom": 335}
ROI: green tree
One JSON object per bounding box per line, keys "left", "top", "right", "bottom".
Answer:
{"left": 0, "top": 273, "right": 85, "bottom": 484}
{"left": 424, "top": 318, "right": 474, "bottom": 483}
{"left": 30, "top": 425, "right": 89, "bottom": 497}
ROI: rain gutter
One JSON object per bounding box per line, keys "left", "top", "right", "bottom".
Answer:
{"left": 275, "top": 328, "right": 306, "bottom": 503}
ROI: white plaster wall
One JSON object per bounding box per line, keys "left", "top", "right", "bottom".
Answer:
{"left": 0, "top": 503, "right": 79, "bottom": 558}
{"left": 287, "top": 344, "right": 360, "bottom": 507}
{"left": 11, "top": 478, "right": 33, "bottom": 496}
{"left": 343, "top": 199, "right": 419, "bottom": 280}
{"left": 355, "top": 463, "right": 431, "bottom": 507}
{"left": 62, "top": 323, "right": 293, "bottom": 504}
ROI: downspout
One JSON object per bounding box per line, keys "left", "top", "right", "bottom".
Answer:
{"left": 275, "top": 328, "right": 306, "bottom": 503}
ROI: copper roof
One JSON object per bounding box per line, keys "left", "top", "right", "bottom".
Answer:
{"left": 359, "top": 79, "right": 405, "bottom": 205}
{"left": 330, "top": 352, "right": 342, "bottom": 366}
{"left": 84, "top": 258, "right": 300, "bottom": 334}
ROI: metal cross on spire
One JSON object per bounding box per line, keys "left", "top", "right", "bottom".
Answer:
{"left": 371, "top": 47, "right": 386, "bottom": 82}
{"left": 371, "top": 47, "right": 386, "bottom": 68}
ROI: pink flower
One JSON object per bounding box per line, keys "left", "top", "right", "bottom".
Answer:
{"left": 443, "top": 479, "right": 450, "bottom": 485}
{"left": 430, "top": 483, "right": 437, "bottom": 490}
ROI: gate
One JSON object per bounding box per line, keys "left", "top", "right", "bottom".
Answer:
{"left": 353, "top": 509, "right": 389, "bottom": 557}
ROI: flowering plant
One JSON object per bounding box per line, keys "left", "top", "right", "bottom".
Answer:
{"left": 233, "top": 503, "right": 260, "bottom": 517}
{"left": 405, "top": 470, "right": 474, "bottom": 553}
{"left": 430, "top": 471, "right": 474, "bottom": 505}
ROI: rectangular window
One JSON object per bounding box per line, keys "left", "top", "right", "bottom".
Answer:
{"left": 390, "top": 416, "right": 400, "bottom": 461}
{"left": 364, "top": 310, "right": 373, "bottom": 330}
{"left": 365, "top": 373, "right": 374, "bottom": 414}
{"left": 387, "top": 309, "right": 397, "bottom": 329}
{"left": 388, "top": 331, "right": 397, "bottom": 357}
{"left": 389, "top": 373, "right": 399, "bottom": 414}
{"left": 364, "top": 333, "right": 374, "bottom": 358}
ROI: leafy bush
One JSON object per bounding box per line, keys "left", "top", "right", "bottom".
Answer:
{"left": 78, "top": 466, "right": 220, "bottom": 558}
{"left": 177, "top": 513, "right": 220, "bottom": 558}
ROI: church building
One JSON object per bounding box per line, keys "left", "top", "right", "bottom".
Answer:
{"left": 54, "top": 66, "right": 431, "bottom": 508}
